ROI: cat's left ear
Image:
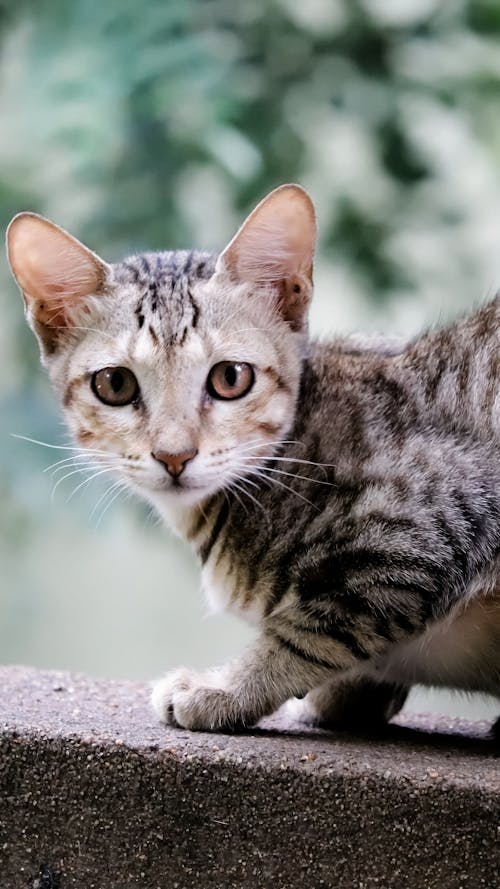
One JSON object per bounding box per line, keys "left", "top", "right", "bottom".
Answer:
{"left": 216, "top": 184, "right": 316, "bottom": 331}
{"left": 6, "top": 211, "right": 110, "bottom": 355}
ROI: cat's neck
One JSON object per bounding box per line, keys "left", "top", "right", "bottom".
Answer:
{"left": 153, "top": 490, "right": 225, "bottom": 547}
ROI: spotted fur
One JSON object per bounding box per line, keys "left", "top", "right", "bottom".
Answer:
{"left": 6, "top": 185, "right": 500, "bottom": 734}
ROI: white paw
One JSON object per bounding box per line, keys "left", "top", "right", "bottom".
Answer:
{"left": 151, "top": 667, "right": 238, "bottom": 732}
{"left": 151, "top": 667, "right": 195, "bottom": 724}
{"left": 283, "top": 695, "right": 314, "bottom": 724}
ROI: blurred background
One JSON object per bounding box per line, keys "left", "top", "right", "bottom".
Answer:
{"left": 1, "top": 0, "right": 500, "bottom": 720}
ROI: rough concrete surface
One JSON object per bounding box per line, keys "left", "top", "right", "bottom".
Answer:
{"left": 0, "top": 666, "right": 499, "bottom": 889}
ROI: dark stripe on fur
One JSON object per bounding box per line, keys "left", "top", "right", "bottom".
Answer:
{"left": 306, "top": 618, "right": 371, "bottom": 660}
{"left": 149, "top": 282, "right": 159, "bottom": 313}
{"left": 292, "top": 546, "right": 446, "bottom": 603}
{"left": 271, "top": 632, "right": 335, "bottom": 670}
{"left": 188, "top": 286, "right": 200, "bottom": 328}
{"left": 199, "top": 498, "right": 230, "bottom": 564}
{"left": 124, "top": 262, "right": 140, "bottom": 283}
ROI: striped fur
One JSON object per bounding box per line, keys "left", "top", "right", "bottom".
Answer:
{"left": 7, "top": 187, "right": 500, "bottom": 734}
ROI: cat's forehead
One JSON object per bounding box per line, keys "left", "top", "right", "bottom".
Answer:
{"left": 112, "top": 249, "right": 218, "bottom": 345}
{"left": 116, "top": 249, "right": 217, "bottom": 291}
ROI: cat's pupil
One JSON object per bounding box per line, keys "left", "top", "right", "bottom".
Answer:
{"left": 111, "top": 370, "right": 124, "bottom": 392}
{"left": 224, "top": 365, "right": 237, "bottom": 387}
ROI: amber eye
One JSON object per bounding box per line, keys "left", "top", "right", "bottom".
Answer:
{"left": 91, "top": 367, "right": 139, "bottom": 406}
{"left": 207, "top": 361, "right": 255, "bottom": 400}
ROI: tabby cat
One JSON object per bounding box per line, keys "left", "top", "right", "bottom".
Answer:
{"left": 6, "top": 185, "right": 500, "bottom": 734}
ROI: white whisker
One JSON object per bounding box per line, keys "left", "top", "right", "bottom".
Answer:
{"left": 96, "top": 483, "right": 130, "bottom": 527}
{"left": 240, "top": 466, "right": 320, "bottom": 511}
{"left": 265, "top": 455, "right": 335, "bottom": 469}
{"left": 90, "top": 479, "right": 125, "bottom": 520}
{"left": 49, "top": 459, "right": 120, "bottom": 501}
{"left": 228, "top": 475, "right": 267, "bottom": 516}
{"left": 236, "top": 438, "right": 305, "bottom": 453}
{"left": 12, "top": 433, "right": 109, "bottom": 455}
{"left": 50, "top": 457, "right": 122, "bottom": 478}
{"left": 65, "top": 467, "right": 120, "bottom": 504}
{"left": 236, "top": 442, "right": 334, "bottom": 472}
{"left": 50, "top": 466, "right": 96, "bottom": 502}
{"left": 234, "top": 461, "right": 334, "bottom": 487}
{"left": 51, "top": 459, "right": 101, "bottom": 477}
{"left": 262, "top": 474, "right": 319, "bottom": 510}
{"left": 230, "top": 469, "right": 261, "bottom": 492}
{"left": 225, "top": 482, "right": 249, "bottom": 516}
{"left": 43, "top": 452, "right": 111, "bottom": 472}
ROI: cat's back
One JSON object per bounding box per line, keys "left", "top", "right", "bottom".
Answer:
{"left": 304, "top": 313, "right": 500, "bottom": 454}
{"left": 295, "top": 335, "right": 500, "bottom": 564}
{"left": 305, "top": 331, "right": 408, "bottom": 400}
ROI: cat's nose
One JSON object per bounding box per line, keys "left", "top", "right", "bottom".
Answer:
{"left": 152, "top": 448, "right": 198, "bottom": 478}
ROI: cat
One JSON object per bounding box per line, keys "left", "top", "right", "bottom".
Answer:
{"left": 6, "top": 184, "right": 500, "bottom": 735}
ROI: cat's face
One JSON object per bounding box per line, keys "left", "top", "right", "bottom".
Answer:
{"left": 6, "top": 185, "right": 316, "bottom": 517}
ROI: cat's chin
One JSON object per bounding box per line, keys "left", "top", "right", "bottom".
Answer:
{"left": 145, "top": 483, "right": 219, "bottom": 523}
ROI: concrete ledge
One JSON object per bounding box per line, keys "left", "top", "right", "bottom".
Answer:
{"left": 0, "top": 666, "right": 499, "bottom": 889}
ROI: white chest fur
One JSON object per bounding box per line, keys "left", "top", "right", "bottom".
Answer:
{"left": 201, "top": 546, "right": 267, "bottom": 626}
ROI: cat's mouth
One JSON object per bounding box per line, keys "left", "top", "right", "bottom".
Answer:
{"left": 156, "top": 476, "right": 207, "bottom": 495}
{"left": 157, "top": 477, "right": 189, "bottom": 493}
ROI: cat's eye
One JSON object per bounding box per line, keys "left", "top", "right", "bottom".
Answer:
{"left": 207, "top": 361, "right": 254, "bottom": 400}
{"left": 91, "top": 367, "right": 139, "bottom": 406}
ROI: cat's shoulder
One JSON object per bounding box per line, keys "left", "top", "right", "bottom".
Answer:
{"left": 305, "top": 333, "right": 406, "bottom": 384}
{"left": 321, "top": 332, "right": 406, "bottom": 359}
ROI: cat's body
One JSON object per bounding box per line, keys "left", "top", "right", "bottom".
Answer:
{"left": 6, "top": 185, "right": 500, "bottom": 733}
{"left": 166, "top": 330, "right": 500, "bottom": 725}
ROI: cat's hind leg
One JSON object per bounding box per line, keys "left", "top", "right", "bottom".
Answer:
{"left": 491, "top": 715, "right": 500, "bottom": 742}
{"left": 290, "top": 675, "right": 409, "bottom": 731}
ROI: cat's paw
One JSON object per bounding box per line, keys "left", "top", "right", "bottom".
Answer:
{"left": 286, "top": 676, "right": 409, "bottom": 731}
{"left": 151, "top": 668, "right": 241, "bottom": 732}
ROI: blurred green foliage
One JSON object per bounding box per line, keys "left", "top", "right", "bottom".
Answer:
{"left": 3, "top": 0, "right": 500, "bottom": 315}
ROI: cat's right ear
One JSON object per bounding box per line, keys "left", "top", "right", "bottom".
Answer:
{"left": 216, "top": 184, "right": 317, "bottom": 332}
{"left": 6, "top": 212, "right": 109, "bottom": 356}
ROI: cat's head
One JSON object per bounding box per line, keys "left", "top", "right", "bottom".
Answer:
{"left": 6, "top": 184, "right": 316, "bottom": 517}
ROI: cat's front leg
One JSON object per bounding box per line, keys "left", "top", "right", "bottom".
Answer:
{"left": 151, "top": 632, "right": 332, "bottom": 731}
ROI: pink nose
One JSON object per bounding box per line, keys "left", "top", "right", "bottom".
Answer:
{"left": 152, "top": 449, "right": 198, "bottom": 478}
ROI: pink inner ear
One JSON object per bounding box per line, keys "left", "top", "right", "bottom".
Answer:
{"left": 225, "top": 223, "right": 298, "bottom": 283}
{"left": 7, "top": 213, "right": 107, "bottom": 324}
{"left": 220, "top": 184, "right": 316, "bottom": 285}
